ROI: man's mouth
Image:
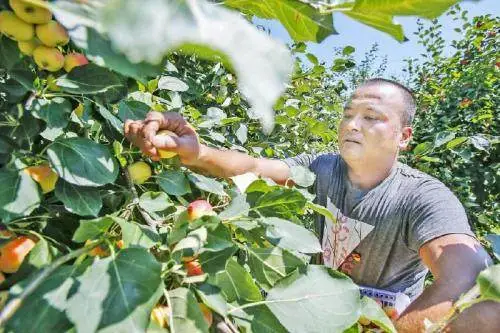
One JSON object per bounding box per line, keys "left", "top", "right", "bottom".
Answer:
{"left": 344, "top": 138, "right": 361, "bottom": 144}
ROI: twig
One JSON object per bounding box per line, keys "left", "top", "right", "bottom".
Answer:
{"left": 123, "top": 168, "right": 160, "bottom": 229}
{"left": 0, "top": 240, "right": 102, "bottom": 327}
{"left": 214, "top": 312, "right": 239, "bottom": 333}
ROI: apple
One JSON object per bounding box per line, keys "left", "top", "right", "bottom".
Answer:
{"left": 0, "top": 10, "right": 34, "bottom": 41}
{"left": 187, "top": 199, "right": 215, "bottom": 221}
{"left": 156, "top": 130, "right": 178, "bottom": 159}
{"left": 73, "top": 103, "right": 84, "bottom": 118}
{"left": 85, "top": 240, "right": 110, "bottom": 257}
{"left": 150, "top": 305, "right": 169, "bottom": 328}
{"left": 199, "top": 303, "right": 213, "bottom": 327}
{"left": 64, "top": 52, "right": 89, "bottom": 72}
{"left": 33, "top": 45, "right": 64, "bottom": 72}
{"left": 184, "top": 259, "right": 203, "bottom": 276}
{"left": 127, "top": 161, "right": 152, "bottom": 185}
{"left": 35, "top": 20, "right": 69, "bottom": 47}
{"left": 0, "top": 236, "right": 37, "bottom": 273}
{"left": 9, "top": 0, "right": 51, "bottom": 24}
{"left": 18, "top": 38, "right": 39, "bottom": 55}
{"left": 24, "top": 163, "right": 59, "bottom": 193}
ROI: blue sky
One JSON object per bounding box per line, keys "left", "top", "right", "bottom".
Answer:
{"left": 255, "top": 0, "right": 499, "bottom": 78}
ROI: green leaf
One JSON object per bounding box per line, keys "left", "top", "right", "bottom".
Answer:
{"left": 266, "top": 265, "right": 360, "bottom": 333}
{"left": 219, "top": 194, "right": 250, "bottom": 219}
{"left": 0, "top": 37, "right": 22, "bottom": 70}
{"left": 260, "top": 217, "right": 322, "bottom": 254}
{"left": 117, "top": 100, "right": 150, "bottom": 122}
{"left": 172, "top": 227, "right": 208, "bottom": 261}
{"left": 188, "top": 173, "right": 227, "bottom": 196}
{"left": 96, "top": 104, "right": 124, "bottom": 134}
{"left": 289, "top": 165, "right": 316, "bottom": 187}
{"left": 156, "top": 170, "right": 191, "bottom": 196}
{"left": 342, "top": 45, "right": 356, "bottom": 56}
{"left": 31, "top": 97, "right": 72, "bottom": 141}
{"left": 204, "top": 224, "right": 234, "bottom": 253}
{"left": 306, "top": 202, "right": 334, "bottom": 221}
{"left": 167, "top": 288, "right": 209, "bottom": 333}
{"left": 115, "top": 218, "right": 160, "bottom": 249}
{"left": 247, "top": 245, "right": 306, "bottom": 289}
{"left": 199, "top": 246, "right": 237, "bottom": 275}
{"left": 57, "top": 63, "right": 125, "bottom": 95}
{"left": 352, "top": 0, "right": 459, "bottom": 19}
{"left": 65, "top": 248, "right": 163, "bottom": 332}
{"left": 413, "top": 141, "right": 433, "bottom": 156}
{"left": 254, "top": 188, "right": 307, "bottom": 218}
{"left": 446, "top": 136, "right": 468, "bottom": 149}
{"left": 195, "top": 284, "right": 229, "bottom": 316}
{"left": 434, "top": 131, "right": 456, "bottom": 148}
{"left": 55, "top": 178, "right": 103, "bottom": 217}
{"left": 5, "top": 265, "right": 78, "bottom": 332}
{"left": 477, "top": 264, "right": 500, "bottom": 301}
{"left": 72, "top": 216, "right": 115, "bottom": 242}
{"left": 359, "top": 296, "right": 397, "bottom": 333}
{"left": 158, "top": 76, "right": 190, "bottom": 92}
{"left": 470, "top": 135, "right": 490, "bottom": 151}
{"left": 139, "top": 191, "right": 173, "bottom": 213}
{"left": 225, "top": 0, "right": 336, "bottom": 43}
{"left": 344, "top": 11, "right": 405, "bottom": 42}
{"left": 47, "top": 137, "right": 118, "bottom": 187}
{"left": 212, "top": 258, "right": 262, "bottom": 303}
{"left": 86, "top": 28, "right": 163, "bottom": 82}
{"left": 0, "top": 168, "right": 41, "bottom": 222}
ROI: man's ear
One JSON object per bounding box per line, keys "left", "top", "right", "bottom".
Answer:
{"left": 399, "top": 126, "right": 413, "bottom": 150}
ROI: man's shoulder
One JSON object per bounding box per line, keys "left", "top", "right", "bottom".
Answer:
{"left": 395, "top": 162, "right": 460, "bottom": 202}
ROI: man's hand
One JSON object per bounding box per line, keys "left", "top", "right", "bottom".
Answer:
{"left": 124, "top": 112, "right": 201, "bottom": 165}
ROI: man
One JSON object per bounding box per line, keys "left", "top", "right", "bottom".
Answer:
{"left": 125, "top": 78, "right": 496, "bottom": 332}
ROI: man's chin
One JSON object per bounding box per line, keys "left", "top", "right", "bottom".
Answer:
{"left": 340, "top": 147, "right": 365, "bottom": 162}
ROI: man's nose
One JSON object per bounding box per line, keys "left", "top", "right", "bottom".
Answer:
{"left": 344, "top": 115, "right": 361, "bottom": 131}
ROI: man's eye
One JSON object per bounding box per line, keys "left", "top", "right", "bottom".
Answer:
{"left": 364, "top": 115, "right": 376, "bottom": 120}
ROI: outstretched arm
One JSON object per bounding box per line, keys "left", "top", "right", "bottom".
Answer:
{"left": 124, "top": 112, "right": 291, "bottom": 185}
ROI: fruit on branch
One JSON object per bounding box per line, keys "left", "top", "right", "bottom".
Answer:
{"left": 127, "top": 161, "right": 152, "bottom": 185}
{"left": 0, "top": 236, "right": 37, "bottom": 273}
{"left": 199, "top": 303, "right": 213, "bottom": 327}
{"left": 0, "top": 10, "right": 34, "bottom": 41}
{"left": 184, "top": 259, "right": 203, "bottom": 276}
{"left": 150, "top": 303, "right": 211, "bottom": 328}
{"left": 74, "top": 103, "right": 84, "bottom": 118}
{"left": 151, "top": 305, "right": 169, "bottom": 328}
{"left": 85, "top": 240, "right": 110, "bottom": 257}
{"left": 25, "top": 163, "right": 59, "bottom": 193}
{"left": 187, "top": 199, "right": 215, "bottom": 221}
{"left": 35, "top": 20, "right": 69, "bottom": 47}
{"left": 33, "top": 45, "right": 65, "bottom": 72}
{"left": 116, "top": 239, "right": 124, "bottom": 249}
{"left": 156, "top": 130, "right": 178, "bottom": 159}
{"left": 64, "top": 52, "right": 89, "bottom": 72}
{"left": 18, "top": 38, "right": 39, "bottom": 55}
{"left": 9, "top": 0, "right": 51, "bottom": 24}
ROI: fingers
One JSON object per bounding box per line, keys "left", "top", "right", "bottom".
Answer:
{"left": 151, "top": 133, "right": 180, "bottom": 150}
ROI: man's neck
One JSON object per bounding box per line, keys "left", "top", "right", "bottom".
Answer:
{"left": 345, "top": 157, "right": 397, "bottom": 191}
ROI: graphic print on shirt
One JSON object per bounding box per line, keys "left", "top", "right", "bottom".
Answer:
{"left": 322, "top": 198, "right": 374, "bottom": 269}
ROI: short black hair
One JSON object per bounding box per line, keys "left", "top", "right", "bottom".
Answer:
{"left": 360, "top": 78, "right": 416, "bottom": 126}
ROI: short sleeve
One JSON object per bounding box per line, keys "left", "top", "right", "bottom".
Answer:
{"left": 406, "top": 180, "right": 475, "bottom": 252}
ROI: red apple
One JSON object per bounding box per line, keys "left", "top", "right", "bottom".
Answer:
{"left": 184, "top": 259, "right": 203, "bottom": 276}
{"left": 187, "top": 199, "right": 215, "bottom": 221}
{"left": 64, "top": 52, "right": 89, "bottom": 72}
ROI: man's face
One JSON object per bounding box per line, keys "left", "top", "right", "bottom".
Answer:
{"left": 338, "top": 84, "right": 411, "bottom": 165}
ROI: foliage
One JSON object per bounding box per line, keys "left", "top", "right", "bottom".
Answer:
{"left": 0, "top": 0, "right": 472, "bottom": 332}
{"left": 403, "top": 7, "right": 499, "bottom": 240}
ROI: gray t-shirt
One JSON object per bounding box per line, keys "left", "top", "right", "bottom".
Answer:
{"left": 284, "top": 153, "right": 474, "bottom": 300}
